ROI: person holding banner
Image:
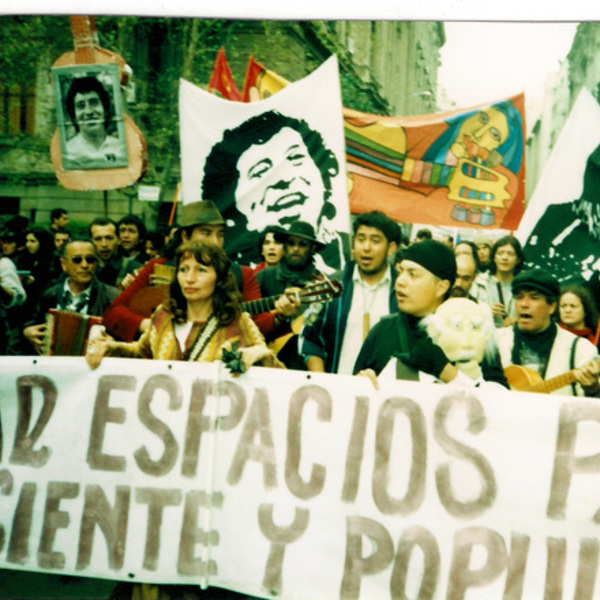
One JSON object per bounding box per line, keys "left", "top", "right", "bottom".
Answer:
{"left": 353, "top": 239, "right": 508, "bottom": 388}
{"left": 103, "top": 200, "right": 285, "bottom": 344}
{"left": 87, "top": 241, "right": 281, "bottom": 369}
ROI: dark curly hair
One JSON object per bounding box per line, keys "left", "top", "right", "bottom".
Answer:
{"left": 489, "top": 235, "right": 525, "bottom": 276}
{"left": 168, "top": 242, "right": 242, "bottom": 326}
{"left": 65, "top": 75, "right": 112, "bottom": 133}
{"left": 352, "top": 210, "right": 401, "bottom": 245}
{"left": 202, "top": 110, "right": 339, "bottom": 227}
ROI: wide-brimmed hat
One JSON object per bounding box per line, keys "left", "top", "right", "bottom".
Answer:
{"left": 274, "top": 221, "right": 326, "bottom": 251}
{"left": 180, "top": 200, "right": 225, "bottom": 227}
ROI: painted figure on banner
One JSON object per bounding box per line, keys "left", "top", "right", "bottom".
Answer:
{"left": 202, "top": 110, "right": 347, "bottom": 271}
{"left": 53, "top": 63, "right": 128, "bottom": 170}
{"left": 344, "top": 94, "right": 525, "bottom": 231}
{"left": 523, "top": 142, "right": 600, "bottom": 300}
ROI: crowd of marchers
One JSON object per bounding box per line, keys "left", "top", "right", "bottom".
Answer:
{"left": 1, "top": 202, "right": 599, "bottom": 399}
{"left": 2, "top": 199, "right": 600, "bottom": 600}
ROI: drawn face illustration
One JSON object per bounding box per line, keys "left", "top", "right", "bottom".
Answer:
{"left": 235, "top": 127, "right": 326, "bottom": 231}
{"left": 452, "top": 107, "right": 509, "bottom": 162}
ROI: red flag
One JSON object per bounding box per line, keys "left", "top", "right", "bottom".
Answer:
{"left": 207, "top": 47, "right": 242, "bottom": 101}
{"left": 241, "top": 55, "right": 265, "bottom": 102}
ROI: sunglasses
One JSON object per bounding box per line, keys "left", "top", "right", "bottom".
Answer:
{"left": 69, "top": 255, "right": 97, "bottom": 265}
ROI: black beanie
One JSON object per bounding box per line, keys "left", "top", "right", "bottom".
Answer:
{"left": 402, "top": 240, "right": 457, "bottom": 284}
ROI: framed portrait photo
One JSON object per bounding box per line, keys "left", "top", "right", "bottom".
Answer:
{"left": 52, "top": 63, "right": 129, "bottom": 170}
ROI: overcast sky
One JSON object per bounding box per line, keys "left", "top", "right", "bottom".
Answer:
{"left": 438, "top": 22, "right": 579, "bottom": 109}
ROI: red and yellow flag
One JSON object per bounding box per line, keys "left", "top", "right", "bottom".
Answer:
{"left": 241, "top": 56, "right": 290, "bottom": 102}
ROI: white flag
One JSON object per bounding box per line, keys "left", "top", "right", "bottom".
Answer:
{"left": 179, "top": 55, "right": 350, "bottom": 270}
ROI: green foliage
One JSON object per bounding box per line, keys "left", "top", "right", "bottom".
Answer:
{"left": 0, "top": 15, "right": 397, "bottom": 189}
{"left": 0, "top": 16, "right": 72, "bottom": 87}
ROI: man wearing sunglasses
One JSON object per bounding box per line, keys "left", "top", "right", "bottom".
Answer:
{"left": 22, "top": 238, "right": 119, "bottom": 353}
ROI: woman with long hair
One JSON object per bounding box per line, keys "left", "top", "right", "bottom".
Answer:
{"left": 478, "top": 235, "right": 525, "bottom": 327}
{"left": 559, "top": 285, "right": 599, "bottom": 345}
{"left": 87, "top": 241, "right": 281, "bottom": 368}
{"left": 20, "top": 226, "right": 61, "bottom": 305}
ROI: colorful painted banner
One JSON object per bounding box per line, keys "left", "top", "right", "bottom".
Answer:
{"left": 345, "top": 96, "right": 526, "bottom": 231}
{"left": 237, "top": 57, "right": 526, "bottom": 231}
{"left": 180, "top": 55, "right": 350, "bottom": 271}
{"left": 1, "top": 356, "right": 599, "bottom": 599}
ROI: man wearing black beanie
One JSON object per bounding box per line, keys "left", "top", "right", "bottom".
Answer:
{"left": 353, "top": 239, "right": 508, "bottom": 387}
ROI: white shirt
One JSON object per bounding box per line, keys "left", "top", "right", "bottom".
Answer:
{"left": 0, "top": 257, "right": 26, "bottom": 308}
{"left": 60, "top": 279, "right": 92, "bottom": 314}
{"left": 65, "top": 133, "right": 123, "bottom": 164}
{"left": 337, "top": 265, "right": 392, "bottom": 374}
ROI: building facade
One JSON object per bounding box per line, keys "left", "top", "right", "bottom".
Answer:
{"left": 0, "top": 17, "right": 445, "bottom": 232}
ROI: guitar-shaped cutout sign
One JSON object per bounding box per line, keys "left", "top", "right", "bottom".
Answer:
{"left": 50, "top": 16, "right": 147, "bottom": 190}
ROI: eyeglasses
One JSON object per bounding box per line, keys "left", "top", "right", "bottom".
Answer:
{"left": 69, "top": 255, "right": 97, "bottom": 265}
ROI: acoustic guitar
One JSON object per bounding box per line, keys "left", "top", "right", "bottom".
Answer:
{"left": 128, "top": 276, "right": 343, "bottom": 321}
{"left": 504, "top": 360, "right": 600, "bottom": 394}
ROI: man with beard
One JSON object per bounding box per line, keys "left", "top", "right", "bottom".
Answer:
{"left": 256, "top": 221, "right": 326, "bottom": 369}
{"left": 299, "top": 211, "right": 400, "bottom": 374}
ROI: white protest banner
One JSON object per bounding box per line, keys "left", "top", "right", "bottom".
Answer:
{"left": 1, "top": 356, "right": 600, "bottom": 599}
{"left": 179, "top": 55, "right": 350, "bottom": 271}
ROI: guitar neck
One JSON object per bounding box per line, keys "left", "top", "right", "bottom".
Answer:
{"left": 242, "top": 295, "right": 278, "bottom": 315}
{"left": 527, "top": 357, "right": 600, "bottom": 395}
{"left": 528, "top": 371, "right": 577, "bottom": 395}
{"left": 242, "top": 280, "right": 342, "bottom": 316}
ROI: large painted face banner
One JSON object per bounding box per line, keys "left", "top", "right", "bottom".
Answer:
{"left": 179, "top": 56, "right": 350, "bottom": 271}
{"left": 345, "top": 94, "right": 526, "bottom": 231}
{"left": 517, "top": 89, "right": 600, "bottom": 293}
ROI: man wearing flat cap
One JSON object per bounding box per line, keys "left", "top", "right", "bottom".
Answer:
{"left": 496, "top": 268, "right": 600, "bottom": 396}
{"left": 354, "top": 240, "right": 508, "bottom": 387}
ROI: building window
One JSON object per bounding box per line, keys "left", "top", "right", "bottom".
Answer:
{"left": 0, "top": 85, "right": 35, "bottom": 136}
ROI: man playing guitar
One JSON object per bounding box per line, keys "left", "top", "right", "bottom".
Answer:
{"left": 497, "top": 268, "right": 600, "bottom": 396}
